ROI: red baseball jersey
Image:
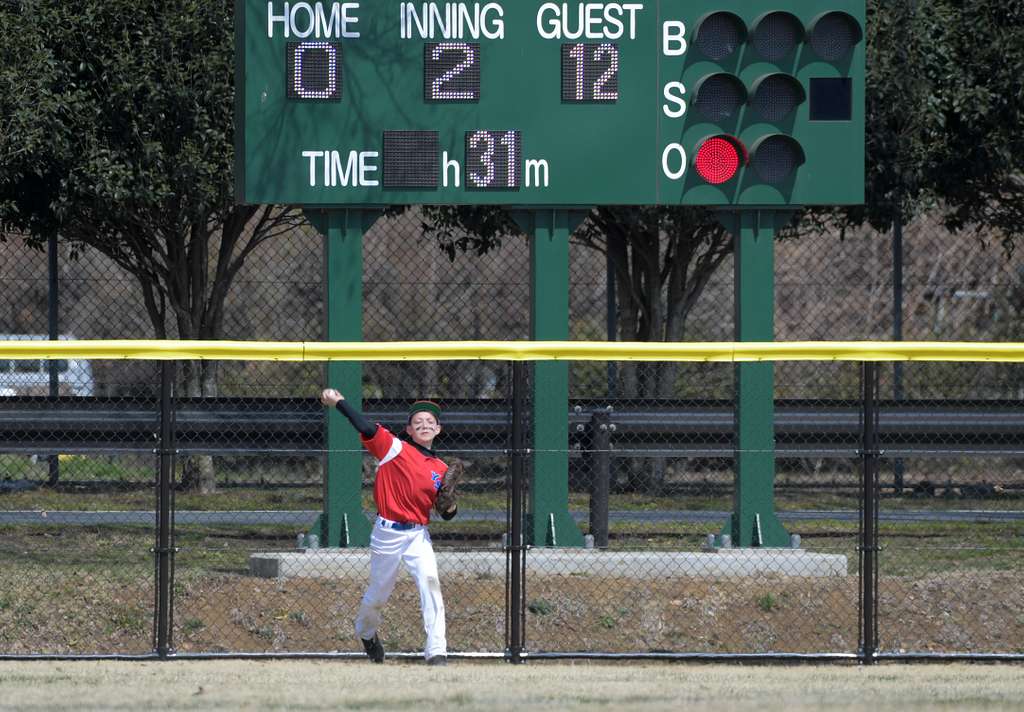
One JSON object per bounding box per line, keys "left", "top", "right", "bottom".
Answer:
{"left": 361, "top": 425, "right": 448, "bottom": 525}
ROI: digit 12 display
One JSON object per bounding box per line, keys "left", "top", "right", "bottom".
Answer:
{"left": 561, "top": 43, "right": 619, "bottom": 103}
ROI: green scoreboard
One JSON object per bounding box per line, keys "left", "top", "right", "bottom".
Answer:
{"left": 235, "top": 1, "right": 864, "bottom": 206}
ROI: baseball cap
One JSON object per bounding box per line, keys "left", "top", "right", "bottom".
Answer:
{"left": 408, "top": 400, "right": 442, "bottom": 422}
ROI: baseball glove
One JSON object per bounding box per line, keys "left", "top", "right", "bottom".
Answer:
{"left": 435, "top": 460, "right": 462, "bottom": 516}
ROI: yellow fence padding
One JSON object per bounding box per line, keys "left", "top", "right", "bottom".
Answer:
{"left": 1, "top": 340, "right": 1024, "bottom": 362}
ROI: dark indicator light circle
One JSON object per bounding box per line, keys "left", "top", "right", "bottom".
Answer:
{"left": 695, "top": 136, "right": 746, "bottom": 184}
{"left": 752, "top": 135, "right": 805, "bottom": 184}
{"left": 694, "top": 12, "right": 746, "bottom": 61}
{"left": 694, "top": 73, "right": 747, "bottom": 120}
{"left": 809, "top": 12, "right": 862, "bottom": 61}
{"left": 751, "top": 12, "right": 803, "bottom": 61}
{"left": 751, "top": 74, "right": 805, "bottom": 121}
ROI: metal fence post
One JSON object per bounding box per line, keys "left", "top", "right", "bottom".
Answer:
{"left": 859, "top": 361, "right": 880, "bottom": 664}
{"left": 589, "top": 409, "right": 611, "bottom": 548}
{"left": 507, "top": 361, "right": 526, "bottom": 663}
{"left": 46, "top": 234, "right": 60, "bottom": 487}
{"left": 155, "top": 360, "right": 176, "bottom": 658}
{"left": 605, "top": 245, "right": 617, "bottom": 398}
{"left": 892, "top": 213, "right": 905, "bottom": 494}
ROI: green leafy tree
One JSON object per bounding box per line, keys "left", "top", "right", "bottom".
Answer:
{"left": 839, "top": 0, "right": 1024, "bottom": 241}
{"left": 0, "top": 0, "right": 300, "bottom": 491}
{"left": 423, "top": 205, "right": 733, "bottom": 399}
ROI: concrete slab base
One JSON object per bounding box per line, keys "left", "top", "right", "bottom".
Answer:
{"left": 250, "top": 548, "right": 847, "bottom": 579}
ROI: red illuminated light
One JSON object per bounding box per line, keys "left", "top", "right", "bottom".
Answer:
{"left": 694, "top": 135, "right": 747, "bottom": 184}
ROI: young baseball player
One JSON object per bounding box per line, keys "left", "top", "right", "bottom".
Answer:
{"left": 319, "top": 389, "right": 459, "bottom": 666}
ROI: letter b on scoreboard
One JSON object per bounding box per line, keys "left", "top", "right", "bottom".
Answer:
{"left": 668, "top": 1, "right": 865, "bottom": 206}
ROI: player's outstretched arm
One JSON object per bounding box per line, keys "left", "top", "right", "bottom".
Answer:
{"left": 320, "top": 388, "right": 378, "bottom": 438}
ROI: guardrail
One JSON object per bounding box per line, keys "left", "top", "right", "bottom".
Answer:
{"left": 0, "top": 397, "right": 1021, "bottom": 457}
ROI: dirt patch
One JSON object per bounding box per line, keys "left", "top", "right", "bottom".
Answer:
{"left": 2, "top": 566, "right": 1022, "bottom": 656}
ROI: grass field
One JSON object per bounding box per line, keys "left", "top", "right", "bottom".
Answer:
{"left": 1, "top": 660, "right": 1023, "bottom": 711}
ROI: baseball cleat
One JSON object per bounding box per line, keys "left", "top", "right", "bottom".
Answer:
{"left": 361, "top": 635, "right": 385, "bottom": 663}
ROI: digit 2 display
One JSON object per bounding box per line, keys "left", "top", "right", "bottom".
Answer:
{"left": 424, "top": 42, "right": 480, "bottom": 102}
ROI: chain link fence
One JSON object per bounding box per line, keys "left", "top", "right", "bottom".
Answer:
{"left": 0, "top": 210, "right": 1022, "bottom": 659}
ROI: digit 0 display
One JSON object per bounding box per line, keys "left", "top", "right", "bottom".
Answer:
{"left": 286, "top": 41, "right": 343, "bottom": 100}
{"left": 237, "top": 1, "right": 865, "bottom": 207}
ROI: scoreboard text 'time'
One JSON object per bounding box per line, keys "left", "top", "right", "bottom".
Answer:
{"left": 235, "top": 1, "right": 865, "bottom": 207}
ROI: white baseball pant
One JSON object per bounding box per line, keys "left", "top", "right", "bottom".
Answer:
{"left": 354, "top": 516, "right": 447, "bottom": 659}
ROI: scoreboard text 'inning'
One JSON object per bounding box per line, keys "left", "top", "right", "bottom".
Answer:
{"left": 235, "top": 1, "right": 865, "bottom": 207}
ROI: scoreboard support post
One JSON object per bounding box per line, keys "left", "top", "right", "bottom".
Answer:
{"left": 308, "top": 208, "right": 380, "bottom": 548}
{"left": 512, "top": 209, "right": 586, "bottom": 547}
{"left": 717, "top": 209, "right": 793, "bottom": 548}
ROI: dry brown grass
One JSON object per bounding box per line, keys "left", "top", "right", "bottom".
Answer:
{"left": 1, "top": 660, "right": 1024, "bottom": 711}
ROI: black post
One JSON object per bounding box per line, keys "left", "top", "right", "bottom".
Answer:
{"left": 46, "top": 234, "right": 59, "bottom": 486}
{"left": 507, "top": 361, "right": 526, "bottom": 663}
{"left": 589, "top": 409, "right": 611, "bottom": 548}
{"left": 859, "top": 361, "right": 879, "bottom": 664}
{"left": 155, "top": 361, "right": 175, "bottom": 658}
{"left": 892, "top": 213, "right": 905, "bottom": 493}
{"left": 606, "top": 244, "right": 617, "bottom": 398}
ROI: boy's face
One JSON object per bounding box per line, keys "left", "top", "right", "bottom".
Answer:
{"left": 406, "top": 411, "right": 441, "bottom": 447}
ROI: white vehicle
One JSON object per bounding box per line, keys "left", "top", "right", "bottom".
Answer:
{"left": 0, "top": 335, "right": 95, "bottom": 397}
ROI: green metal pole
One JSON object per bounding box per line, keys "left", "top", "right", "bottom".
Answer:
{"left": 718, "top": 210, "right": 791, "bottom": 548}
{"left": 510, "top": 209, "right": 585, "bottom": 547}
{"left": 307, "top": 209, "right": 378, "bottom": 548}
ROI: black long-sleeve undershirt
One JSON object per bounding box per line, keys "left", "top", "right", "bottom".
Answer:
{"left": 334, "top": 399, "right": 378, "bottom": 438}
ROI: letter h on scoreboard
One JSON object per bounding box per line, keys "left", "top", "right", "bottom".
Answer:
{"left": 681, "top": 4, "right": 864, "bottom": 206}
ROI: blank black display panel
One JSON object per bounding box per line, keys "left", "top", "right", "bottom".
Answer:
{"left": 809, "top": 77, "right": 852, "bottom": 121}
{"left": 382, "top": 131, "right": 439, "bottom": 189}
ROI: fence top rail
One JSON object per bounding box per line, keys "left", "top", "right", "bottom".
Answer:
{"left": 1, "top": 340, "right": 1024, "bottom": 363}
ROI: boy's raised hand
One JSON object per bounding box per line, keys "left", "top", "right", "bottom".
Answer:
{"left": 320, "top": 388, "right": 343, "bottom": 407}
